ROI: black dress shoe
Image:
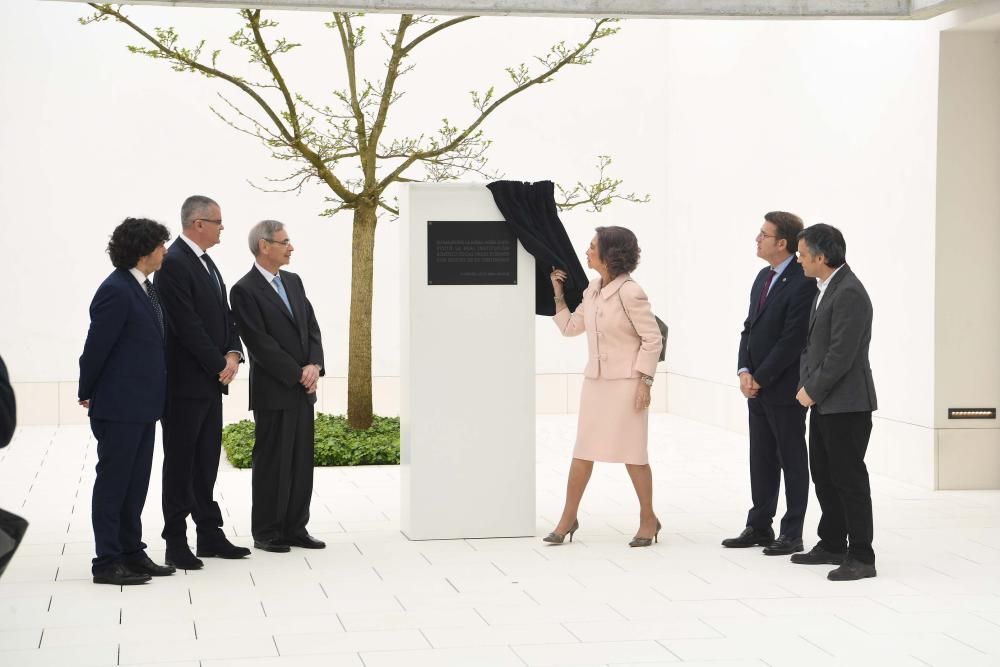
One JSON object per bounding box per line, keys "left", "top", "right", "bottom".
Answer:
{"left": 93, "top": 562, "right": 151, "bottom": 586}
{"left": 123, "top": 553, "right": 175, "bottom": 576}
{"left": 762, "top": 535, "right": 804, "bottom": 556}
{"left": 254, "top": 539, "right": 291, "bottom": 553}
{"left": 827, "top": 557, "right": 877, "bottom": 581}
{"left": 282, "top": 534, "right": 326, "bottom": 549}
{"left": 165, "top": 543, "right": 204, "bottom": 570}
{"left": 197, "top": 536, "right": 251, "bottom": 559}
{"left": 790, "top": 544, "right": 846, "bottom": 565}
{"left": 721, "top": 527, "right": 775, "bottom": 548}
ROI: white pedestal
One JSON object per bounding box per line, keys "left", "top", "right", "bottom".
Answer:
{"left": 399, "top": 183, "right": 536, "bottom": 540}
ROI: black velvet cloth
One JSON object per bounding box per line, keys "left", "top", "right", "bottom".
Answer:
{"left": 487, "top": 180, "right": 588, "bottom": 316}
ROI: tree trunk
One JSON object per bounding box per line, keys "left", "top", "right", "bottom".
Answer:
{"left": 347, "top": 203, "right": 376, "bottom": 429}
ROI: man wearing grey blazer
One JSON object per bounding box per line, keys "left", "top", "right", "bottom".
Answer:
{"left": 791, "top": 224, "right": 878, "bottom": 581}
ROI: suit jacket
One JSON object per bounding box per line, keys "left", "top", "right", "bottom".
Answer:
{"left": 799, "top": 264, "right": 878, "bottom": 414}
{"left": 0, "top": 356, "right": 15, "bottom": 448}
{"left": 154, "top": 238, "right": 243, "bottom": 398}
{"left": 230, "top": 267, "right": 324, "bottom": 411}
{"left": 78, "top": 268, "right": 167, "bottom": 423}
{"left": 554, "top": 274, "right": 661, "bottom": 379}
{"left": 737, "top": 259, "right": 816, "bottom": 405}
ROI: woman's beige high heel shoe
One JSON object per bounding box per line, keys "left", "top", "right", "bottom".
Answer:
{"left": 542, "top": 519, "right": 579, "bottom": 544}
{"left": 629, "top": 518, "right": 662, "bottom": 547}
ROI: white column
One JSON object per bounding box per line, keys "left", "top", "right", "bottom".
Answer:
{"left": 399, "top": 183, "right": 536, "bottom": 539}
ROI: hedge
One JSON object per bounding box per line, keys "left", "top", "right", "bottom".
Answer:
{"left": 221, "top": 413, "right": 400, "bottom": 468}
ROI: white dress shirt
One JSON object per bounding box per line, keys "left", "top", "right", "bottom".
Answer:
{"left": 255, "top": 261, "right": 280, "bottom": 288}
{"left": 814, "top": 264, "right": 845, "bottom": 310}
{"left": 180, "top": 233, "right": 214, "bottom": 278}
{"left": 129, "top": 267, "right": 150, "bottom": 292}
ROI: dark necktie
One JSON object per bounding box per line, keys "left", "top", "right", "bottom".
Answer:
{"left": 201, "top": 253, "right": 223, "bottom": 296}
{"left": 757, "top": 269, "right": 776, "bottom": 312}
{"left": 144, "top": 279, "right": 164, "bottom": 333}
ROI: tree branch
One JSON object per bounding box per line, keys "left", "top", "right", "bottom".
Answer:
{"left": 378, "top": 18, "right": 617, "bottom": 190}
{"left": 554, "top": 155, "right": 651, "bottom": 213}
{"left": 331, "top": 14, "right": 369, "bottom": 160}
{"left": 400, "top": 16, "right": 477, "bottom": 55}
{"left": 246, "top": 9, "right": 301, "bottom": 139}
{"left": 367, "top": 14, "right": 412, "bottom": 168}
{"left": 85, "top": 2, "right": 357, "bottom": 205}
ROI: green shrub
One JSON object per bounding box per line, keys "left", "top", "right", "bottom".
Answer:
{"left": 221, "top": 419, "right": 256, "bottom": 469}
{"left": 221, "top": 413, "right": 400, "bottom": 469}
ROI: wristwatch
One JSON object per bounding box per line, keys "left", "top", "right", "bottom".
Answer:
{"left": 640, "top": 375, "right": 654, "bottom": 387}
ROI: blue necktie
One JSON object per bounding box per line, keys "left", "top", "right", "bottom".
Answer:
{"left": 272, "top": 275, "right": 293, "bottom": 317}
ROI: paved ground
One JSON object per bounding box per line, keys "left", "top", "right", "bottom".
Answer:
{"left": 1, "top": 414, "right": 999, "bottom": 666}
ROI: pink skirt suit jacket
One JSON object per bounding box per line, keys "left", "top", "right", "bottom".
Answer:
{"left": 553, "top": 273, "right": 663, "bottom": 464}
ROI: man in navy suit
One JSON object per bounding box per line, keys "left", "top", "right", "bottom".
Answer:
{"left": 723, "top": 211, "right": 817, "bottom": 555}
{"left": 155, "top": 195, "right": 249, "bottom": 570}
{"left": 79, "top": 218, "right": 176, "bottom": 585}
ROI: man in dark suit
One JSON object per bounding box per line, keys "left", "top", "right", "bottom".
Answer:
{"left": 79, "top": 218, "right": 176, "bottom": 585}
{"left": 154, "top": 195, "right": 250, "bottom": 570}
{"left": 0, "top": 356, "right": 14, "bottom": 448}
{"left": 792, "top": 223, "right": 878, "bottom": 581}
{"left": 0, "top": 354, "right": 29, "bottom": 580}
{"left": 230, "top": 220, "right": 326, "bottom": 553}
{"left": 724, "top": 212, "right": 816, "bottom": 556}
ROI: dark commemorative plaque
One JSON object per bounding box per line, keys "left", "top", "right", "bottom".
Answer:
{"left": 427, "top": 221, "right": 517, "bottom": 285}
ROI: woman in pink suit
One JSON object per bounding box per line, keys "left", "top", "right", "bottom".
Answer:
{"left": 546, "top": 226, "right": 663, "bottom": 547}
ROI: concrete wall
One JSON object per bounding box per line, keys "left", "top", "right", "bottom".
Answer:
{"left": 5, "top": 2, "right": 1000, "bottom": 489}
{"left": 934, "top": 29, "right": 1000, "bottom": 489}
{"left": 0, "top": 3, "right": 666, "bottom": 416}
{"left": 658, "top": 19, "right": 942, "bottom": 487}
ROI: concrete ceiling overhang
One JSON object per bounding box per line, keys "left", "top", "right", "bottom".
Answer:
{"left": 52, "top": 0, "right": 984, "bottom": 19}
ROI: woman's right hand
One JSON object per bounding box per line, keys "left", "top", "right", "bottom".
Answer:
{"left": 550, "top": 267, "right": 567, "bottom": 296}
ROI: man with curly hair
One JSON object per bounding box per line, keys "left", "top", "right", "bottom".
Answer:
{"left": 79, "top": 217, "right": 175, "bottom": 585}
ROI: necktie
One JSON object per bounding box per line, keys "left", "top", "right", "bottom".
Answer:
{"left": 272, "top": 275, "right": 294, "bottom": 317}
{"left": 201, "top": 253, "right": 223, "bottom": 296}
{"left": 757, "top": 269, "right": 776, "bottom": 312}
{"left": 144, "top": 279, "right": 164, "bottom": 333}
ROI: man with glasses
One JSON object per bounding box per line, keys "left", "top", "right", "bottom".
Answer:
{"left": 154, "top": 195, "right": 250, "bottom": 570}
{"left": 723, "top": 211, "right": 816, "bottom": 556}
{"left": 230, "top": 220, "right": 326, "bottom": 553}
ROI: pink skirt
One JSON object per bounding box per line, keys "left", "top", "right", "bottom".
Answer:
{"left": 573, "top": 377, "right": 649, "bottom": 465}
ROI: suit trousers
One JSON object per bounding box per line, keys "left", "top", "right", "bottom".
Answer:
{"left": 90, "top": 418, "right": 154, "bottom": 572}
{"left": 809, "top": 409, "right": 875, "bottom": 563}
{"left": 161, "top": 395, "right": 225, "bottom": 546}
{"left": 745, "top": 399, "right": 809, "bottom": 539}
{"left": 251, "top": 396, "right": 314, "bottom": 542}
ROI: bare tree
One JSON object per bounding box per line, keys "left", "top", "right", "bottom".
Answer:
{"left": 81, "top": 4, "right": 649, "bottom": 428}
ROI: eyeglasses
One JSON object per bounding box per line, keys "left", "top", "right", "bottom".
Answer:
{"left": 196, "top": 218, "right": 223, "bottom": 225}
{"left": 264, "top": 238, "right": 292, "bottom": 247}
{"left": 756, "top": 231, "right": 777, "bottom": 240}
